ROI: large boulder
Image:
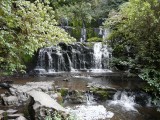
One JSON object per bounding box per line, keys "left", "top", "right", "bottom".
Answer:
{"left": 27, "top": 90, "right": 66, "bottom": 112}
{"left": 27, "top": 90, "right": 66, "bottom": 120}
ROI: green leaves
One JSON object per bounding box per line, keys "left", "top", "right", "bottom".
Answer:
{"left": 0, "top": 0, "right": 75, "bottom": 75}
{"left": 139, "top": 69, "right": 160, "bottom": 96}
{"left": 56, "top": 2, "right": 93, "bottom": 27}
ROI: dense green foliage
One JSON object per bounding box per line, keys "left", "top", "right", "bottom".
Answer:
{"left": 0, "top": 0, "right": 75, "bottom": 75}
{"left": 54, "top": 0, "right": 127, "bottom": 40}
{"left": 104, "top": 0, "right": 160, "bottom": 105}
{"left": 55, "top": 0, "right": 128, "bottom": 27}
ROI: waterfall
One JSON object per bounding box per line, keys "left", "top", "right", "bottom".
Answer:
{"left": 102, "top": 29, "right": 109, "bottom": 40}
{"left": 34, "top": 42, "right": 112, "bottom": 74}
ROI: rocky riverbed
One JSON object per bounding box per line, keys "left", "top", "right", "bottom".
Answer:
{"left": 0, "top": 75, "right": 160, "bottom": 120}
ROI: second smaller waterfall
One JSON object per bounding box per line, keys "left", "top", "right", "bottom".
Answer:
{"left": 80, "top": 27, "right": 87, "bottom": 42}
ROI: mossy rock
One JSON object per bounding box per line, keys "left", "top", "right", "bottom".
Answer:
{"left": 94, "top": 90, "right": 108, "bottom": 100}
{"left": 90, "top": 87, "right": 109, "bottom": 100}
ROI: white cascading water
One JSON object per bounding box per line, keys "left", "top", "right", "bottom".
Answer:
{"left": 102, "top": 29, "right": 109, "bottom": 41}
{"left": 108, "top": 91, "right": 138, "bottom": 112}
{"left": 85, "top": 93, "right": 96, "bottom": 105}
{"left": 92, "top": 42, "right": 111, "bottom": 72}
{"left": 35, "top": 47, "right": 51, "bottom": 74}
{"left": 93, "top": 42, "right": 103, "bottom": 69}
{"left": 67, "top": 53, "right": 76, "bottom": 72}
{"left": 57, "top": 52, "right": 64, "bottom": 72}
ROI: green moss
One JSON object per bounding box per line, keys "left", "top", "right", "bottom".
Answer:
{"left": 59, "top": 88, "right": 68, "bottom": 97}
{"left": 95, "top": 90, "right": 108, "bottom": 100}
{"left": 87, "top": 37, "right": 102, "bottom": 42}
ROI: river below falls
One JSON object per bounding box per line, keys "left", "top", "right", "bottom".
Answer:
{"left": 0, "top": 74, "right": 160, "bottom": 120}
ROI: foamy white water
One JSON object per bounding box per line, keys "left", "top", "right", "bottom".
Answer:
{"left": 67, "top": 105, "right": 114, "bottom": 120}
{"left": 108, "top": 91, "right": 138, "bottom": 112}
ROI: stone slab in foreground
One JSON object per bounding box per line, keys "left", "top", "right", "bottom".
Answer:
{"left": 27, "top": 90, "right": 66, "bottom": 112}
